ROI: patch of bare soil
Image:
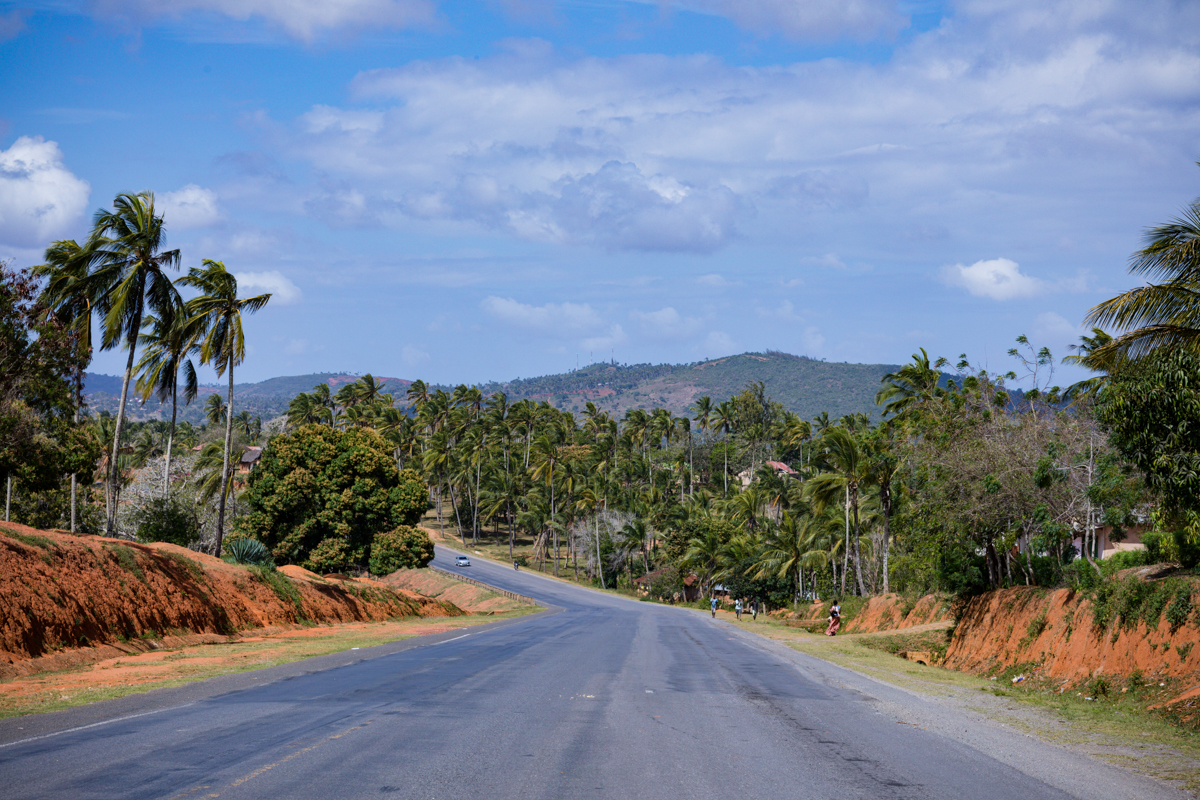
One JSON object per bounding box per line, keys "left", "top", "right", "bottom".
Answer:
{"left": 944, "top": 585, "right": 1200, "bottom": 715}
{"left": 0, "top": 522, "right": 464, "bottom": 681}
{"left": 380, "top": 568, "right": 527, "bottom": 614}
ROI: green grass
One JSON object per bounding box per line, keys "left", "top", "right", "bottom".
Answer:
{"left": 104, "top": 544, "right": 146, "bottom": 583}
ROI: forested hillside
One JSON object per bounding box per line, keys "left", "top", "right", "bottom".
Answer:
{"left": 85, "top": 351, "right": 929, "bottom": 423}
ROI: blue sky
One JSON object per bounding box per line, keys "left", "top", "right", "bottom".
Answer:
{"left": 2, "top": 1, "right": 1197, "bottom": 388}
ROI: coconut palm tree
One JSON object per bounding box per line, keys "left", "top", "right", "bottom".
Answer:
{"left": 179, "top": 259, "right": 271, "bottom": 556}
{"left": 134, "top": 310, "right": 200, "bottom": 497}
{"left": 806, "top": 426, "right": 869, "bottom": 597}
{"left": 82, "top": 192, "right": 182, "bottom": 535}
{"left": 1085, "top": 189, "right": 1200, "bottom": 363}
{"left": 33, "top": 238, "right": 93, "bottom": 532}
{"left": 876, "top": 349, "right": 946, "bottom": 420}
{"left": 205, "top": 393, "right": 227, "bottom": 426}
{"left": 713, "top": 400, "right": 737, "bottom": 496}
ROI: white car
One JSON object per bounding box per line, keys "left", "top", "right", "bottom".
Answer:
{"left": 454, "top": 555, "right": 471, "bottom": 567}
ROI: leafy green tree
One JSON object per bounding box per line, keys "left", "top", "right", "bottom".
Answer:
{"left": 237, "top": 424, "right": 429, "bottom": 572}
{"left": 179, "top": 259, "right": 271, "bottom": 556}
{"left": 1, "top": 262, "right": 98, "bottom": 521}
{"left": 1096, "top": 347, "right": 1200, "bottom": 566}
{"left": 133, "top": 494, "right": 201, "bottom": 547}
{"left": 369, "top": 525, "right": 435, "bottom": 574}
{"left": 32, "top": 239, "right": 93, "bottom": 531}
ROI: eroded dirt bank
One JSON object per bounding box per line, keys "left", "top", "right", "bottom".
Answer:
{"left": 0, "top": 522, "right": 464, "bottom": 679}
{"left": 943, "top": 585, "right": 1200, "bottom": 688}
{"left": 780, "top": 593, "right": 953, "bottom": 633}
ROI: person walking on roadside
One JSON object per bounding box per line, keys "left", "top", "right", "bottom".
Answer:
{"left": 750, "top": 599, "right": 758, "bottom": 621}
{"left": 710, "top": 596, "right": 719, "bottom": 618}
{"left": 735, "top": 598, "right": 743, "bottom": 621}
{"left": 825, "top": 600, "right": 842, "bottom": 636}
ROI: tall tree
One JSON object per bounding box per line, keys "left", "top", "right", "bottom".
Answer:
{"left": 179, "top": 259, "right": 271, "bottom": 556}
{"left": 135, "top": 311, "right": 200, "bottom": 497}
{"left": 84, "top": 193, "right": 182, "bottom": 536}
{"left": 32, "top": 239, "right": 93, "bottom": 531}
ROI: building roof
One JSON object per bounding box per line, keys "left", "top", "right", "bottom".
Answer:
{"left": 240, "top": 447, "right": 263, "bottom": 465}
{"left": 765, "top": 460, "right": 797, "bottom": 474}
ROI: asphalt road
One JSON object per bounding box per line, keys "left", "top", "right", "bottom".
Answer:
{"left": 0, "top": 545, "right": 1185, "bottom": 800}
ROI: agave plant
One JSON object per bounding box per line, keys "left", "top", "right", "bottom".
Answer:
{"left": 225, "top": 536, "right": 274, "bottom": 569}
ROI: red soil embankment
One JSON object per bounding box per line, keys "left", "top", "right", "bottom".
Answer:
{"left": 781, "top": 594, "right": 953, "bottom": 633}
{"left": 944, "top": 586, "right": 1200, "bottom": 687}
{"left": 0, "top": 522, "right": 464, "bottom": 679}
{"left": 381, "top": 568, "right": 527, "bottom": 614}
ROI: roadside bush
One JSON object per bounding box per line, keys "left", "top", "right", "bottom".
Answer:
{"left": 133, "top": 494, "right": 201, "bottom": 547}
{"left": 368, "top": 525, "right": 434, "bottom": 575}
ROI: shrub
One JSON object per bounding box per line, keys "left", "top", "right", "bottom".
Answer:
{"left": 1166, "top": 586, "right": 1194, "bottom": 632}
{"left": 368, "top": 525, "right": 434, "bottom": 575}
{"left": 133, "top": 494, "right": 201, "bottom": 547}
{"left": 225, "top": 537, "right": 275, "bottom": 569}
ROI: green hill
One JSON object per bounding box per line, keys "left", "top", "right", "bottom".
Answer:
{"left": 83, "top": 351, "right": 933, "bottom": 424}
{"left": 473, "top": 351, "right": 906, "bottom": 421}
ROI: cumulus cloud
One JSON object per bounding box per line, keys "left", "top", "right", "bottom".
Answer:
{"left": 480, "top": 296, "right": 606, "bottom": 337}
{"left": 631, "top": 307, "right": 702, "bottom": 339}
{"left": 234, "top": 270, "right": 303, "bottom": 305}
{"left": 0, "top": 136, "right": 90, "bottom": 249}
{"left": 91, "top": 0, "right": 437, "bottom": 41}
{"left": 284, "top": 338, "right": 309, "bottom": 356}
{"left": 704, "top": 331, "right": 737, "bottom": 357}
{"left": 159, "top": 184, "right": 221, "bottom": 229}
{"left": 942, "top": 258, "right": 1046, "bottom": 301}
{"left": 697, "top": 273, "right": 742, "bottom": 288}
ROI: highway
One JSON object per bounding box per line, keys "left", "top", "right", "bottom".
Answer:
{"left": 0, "top": 545, "right": 1182, "bottom": 800}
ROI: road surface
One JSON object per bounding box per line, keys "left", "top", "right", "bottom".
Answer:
{"left": 0, "top": 545, "right": 1183, "bottom": 799}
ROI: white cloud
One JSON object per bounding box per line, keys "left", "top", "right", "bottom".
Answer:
{"left": 234, "top": 270, "right": 303, "bottom": 305}
{"left": 480, "top": 296, "right": 606, "bottom": 337}
{"left": 0, "top": 136, "right": 90, "bottom": 249}
{"left": 91, "top": 0, "right": 437, "bottom": 41}
{"left": 270, "top": 6, "right": 1200, "bottom": 260}
{"left": 581, "top": 325, "right": 627, "bottom": 351}
{"left": 757, "top": 300, "right": 804, "bottom": 323}
{"left": 664, "top": 0, "right": 905, "bottom": 41}
{"left": 159, "top": 184, "right": 221, "bottom": 229}
{"left": 697, "top": 273, "right": 742, "bottom": 288}
{"left": 801, "top": 326, "right": 826, "bottom": 353}
{"left": 703, "top": 331, "right": 737, "bottom": 357}
{"left": 631, "top": 307, "right": 702, "bottom": 339}
{"left": 400, "top": 344, "right": 430, "bottom": 367}
{"left": 284, "top": 338, "right": 309, "bottom": 356}
{"left": 942, "top": 257, "right": 1046, "bottom": 301}
{"left": 799, "top": 253, "right": 848, "bottom": 270}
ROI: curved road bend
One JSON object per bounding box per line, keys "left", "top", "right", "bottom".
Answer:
{"left": 0, "top": 545, "right": 1182, "bottom": 800}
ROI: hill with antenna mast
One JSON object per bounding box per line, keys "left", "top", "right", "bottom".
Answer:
{"left": 83, "top": 351, "right": 916, "bottom": 424}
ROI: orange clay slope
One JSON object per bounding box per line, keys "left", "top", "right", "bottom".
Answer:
{"left": 0, "top": 521, "right": 464, "bottom": 679}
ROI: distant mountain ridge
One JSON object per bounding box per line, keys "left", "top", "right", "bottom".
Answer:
{"left": 83, "top": 351, "right": 932, "bottom": 424}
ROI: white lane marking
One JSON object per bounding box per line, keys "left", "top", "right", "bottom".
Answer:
{"left": 0, "top": 702, "right": 197, "bottom": 750}
{"left": 434, "top": 634, "right": 470, "bottom": 645}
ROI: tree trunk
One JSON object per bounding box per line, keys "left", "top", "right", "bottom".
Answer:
{"left": 5, "top": 474, "right": 11, "bottom": 522}
{"left": 852, "top": 488, "right": 866, "bottom": 597}
{"left": 164, "top": 383, "right": 178, "bottom": 499}
{"left": 841, "top": 485, "right": 850, "bottom": 597}
{"left": 108, "top": 306, "right": 143, "bottom": 536}
{"left": 71, "top": 373, "right": 81, "bottom": 532}
{"left": 215, "top": 367, "right": 234, "bottom": 557}
{"left": 881, "top": 490, "right": 891, "bottom": 594}
{"left": 595, "top": 515, "right": 605, "bottom": 589}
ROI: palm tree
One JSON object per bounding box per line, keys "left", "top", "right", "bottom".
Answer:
{"left": 134, "top": 311, "right": 200, "bottom": 497}
{"left": 1085, "top": 188, "right": 1200, "bottom": 363}
{"left": 205, "top": 393, "right": 227, "bottom": 426}
{"left": 806, "top": 427, "right": 869, "bottom": 596}
{"left": 33, "top": 238, "right": 93, "bottom": 532}
{"left": 83, "top": 192, "right": 182, "bottom": 535}
{"left": 876, "top": 348, "right": 946, "bottom": 420}
{"left": 179, "top": 259, "right": 271, "bottom": 556}
{"left": 1061, "top": 328, "right": 1114, "bottom": 403}
{"left": 714, "top": 400, "right": 736, "bottom": 496}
